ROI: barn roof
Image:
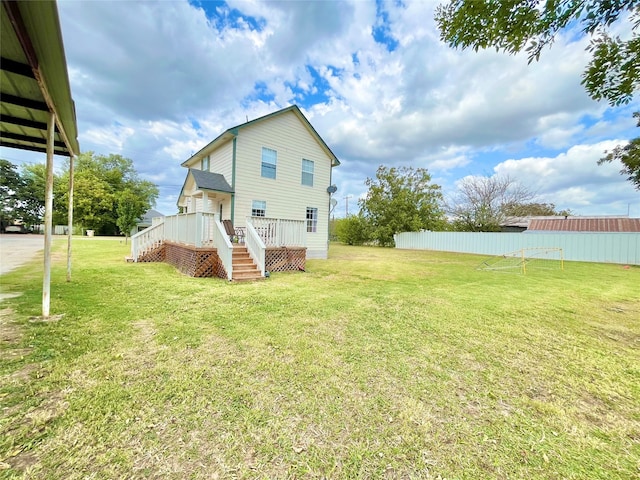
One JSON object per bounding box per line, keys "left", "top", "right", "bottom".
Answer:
{"left": 528, "top": 217, "right": 640, "bottom": 232}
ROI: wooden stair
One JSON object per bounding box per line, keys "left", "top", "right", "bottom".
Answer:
{"left": 231, "top": 245, "right": 262, "bottom": 281}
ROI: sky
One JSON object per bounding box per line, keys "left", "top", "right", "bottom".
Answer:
{"left": 2, "top": 0, "right": 639, "bottom": 218}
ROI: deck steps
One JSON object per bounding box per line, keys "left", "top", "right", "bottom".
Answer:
{"left": 231, "top": 245, "right": 262, "bottom": 281}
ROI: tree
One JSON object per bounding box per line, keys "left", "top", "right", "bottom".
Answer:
{"left": 334, "top": 214, "right": 373, "bottom": 246}
{"left": 0, "top": 160, "right": 23, "bottom": 231}
{"left": 56, "top": 152, "right": 159, "bottom": 235}
{"left": 501, "top": 201, "right": 572, "bottom": 217}
{"left": 598, "top": 111, "right": 640, "bottom": 190}
{"left": 447, "top": 175, "right": 536, "bottom": 231}
{"left": 116, "top": 189, "right": 148, "bottom": 243}
{"left": 435, "top": 0, "right": 639, "bottom": 106}
{"left": 18, "top": 163, "right": 48, "bottom": 228}
{"left": 359, "top": 165, "right": 445, "bottom": 247}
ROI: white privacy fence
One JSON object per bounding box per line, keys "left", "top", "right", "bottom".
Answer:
{"left": 394, "top": 231, "right": 640, "bottom": 265}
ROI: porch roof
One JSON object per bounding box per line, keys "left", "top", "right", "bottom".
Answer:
{"left": 189, "top": 168, "right": 233, "bottom": 193}
{"left": 177, "top": 168, "right": 234, "bottom": 205}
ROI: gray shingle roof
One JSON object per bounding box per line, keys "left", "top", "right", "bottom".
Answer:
{"left": 189, "top": 169, "right": 233, "bottom": 193}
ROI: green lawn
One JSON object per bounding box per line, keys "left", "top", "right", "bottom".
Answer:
{"left": 1, "top": 238, "right": 638, "bottom": 479}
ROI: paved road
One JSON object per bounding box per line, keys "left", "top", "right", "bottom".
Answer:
{"left": 0, "top": 234, "right": 44, "bottom": 275}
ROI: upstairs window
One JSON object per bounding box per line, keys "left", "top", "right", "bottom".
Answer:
{"left": 201, "top": 155, "right": 210, "bottom": 171}
{"left": 306, "top": 207, "right": 317, "bottom": 233}
{"left": 301, "top": 159, "right": 314, "bottom": 186}
{"left": 252, "top": 200, "right": 266, "bottom": 217}
{"left": 261, "top": 147, "right": 277, "bottom": 179}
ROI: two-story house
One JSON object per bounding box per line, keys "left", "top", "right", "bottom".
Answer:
{"left": 131, "top": 105, "right": 340, "bottom": 280}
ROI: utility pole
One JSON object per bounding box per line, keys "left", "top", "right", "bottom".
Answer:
{"left": 343, "top": 195, "right": 352, "bottom": 217}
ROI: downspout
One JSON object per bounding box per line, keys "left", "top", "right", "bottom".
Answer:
{"left": 231, "top": 135, "right": 237, "bottom": 223}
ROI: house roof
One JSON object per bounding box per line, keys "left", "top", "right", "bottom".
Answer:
{"left": 528, "top": 217, "right": 640, "bottom": 232}
{"left": 1, "top": 1, "right": 79, "bottom": 157}
{"left": 139, "top": 208, "right": 164, "bottom": 224}
{"left": 181, "top": 105, "right": 340, "bottom": 168}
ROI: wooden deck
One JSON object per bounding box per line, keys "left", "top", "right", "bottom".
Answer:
{"left": 134, "top": 241, "right": 306, "bottom": 280}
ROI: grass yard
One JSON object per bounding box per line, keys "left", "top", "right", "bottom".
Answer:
{"left": 0, "top": 238, "right": 638, "bottom": 479}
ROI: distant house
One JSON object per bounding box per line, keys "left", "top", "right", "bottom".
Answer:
{"left": 131, "top": 105, "right": 341, "bottom": 280}
{"left": 131, "top": 209, "right": 164, "bottom": 236}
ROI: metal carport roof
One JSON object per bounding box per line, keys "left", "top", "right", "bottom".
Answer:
{"left": 1, "top": 0, "right": 79, "bottom": 156}
{"left": 1, "top": 0, "right": 80, "bottom": 318}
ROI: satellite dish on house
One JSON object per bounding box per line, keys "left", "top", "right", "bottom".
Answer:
{"left": 330, "top": 198, "right": 338, "bottom": 208}
{"left": 327, "top": 185, "right": 337, "bottom": 194}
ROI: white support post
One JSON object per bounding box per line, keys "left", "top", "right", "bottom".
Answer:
{"left": 195, "top": 212, "right": 203, "bottom": 247}
{"left": 66, "top": 154, "right": 74, "bottom": 282}
{"left": 43, "top": 112, "right": 55, "bottom": 318}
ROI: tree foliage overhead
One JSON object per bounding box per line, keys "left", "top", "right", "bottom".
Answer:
{"left": 359, "top": 165, "right": 445, "bottom": 247}
{"left": 598, "top": 111, "right": 640, "bottom": 189}
{"left": 435, "top": 0, "right": 640, "bottom": 106}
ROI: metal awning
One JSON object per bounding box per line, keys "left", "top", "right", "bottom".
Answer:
{"left": 1, "top": 0, "right": 79, "bottom": 156}
{"left": 1, "top": 0, "right": 79, "bottom": 319}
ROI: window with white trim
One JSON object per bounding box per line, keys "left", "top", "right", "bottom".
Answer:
{"left": 306, "top": 207, "right": 317, "bottom": 233}
{"left": 261, "top": 147, "right": 277, "bottom": 179}
{"left": 301, "top": 159, "right": 314, "bottom": 186}
{"left": 201, "top": 155, "right": 210, "bottom": 171}
{"left": 252, "top": 200, "right": 266, "bottom": 217}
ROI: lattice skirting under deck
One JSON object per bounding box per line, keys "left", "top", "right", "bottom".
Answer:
{"left": 265, "top": 247, "right": 306, "bottom": 272}
{"left": 163, "top": 242, "right": 227, "bottom": 278}
{"left": 137, "top": 244, "right": 166, "bottom": 263}
{"left": 136, "top": 243, "right": 304, "bottom": 277}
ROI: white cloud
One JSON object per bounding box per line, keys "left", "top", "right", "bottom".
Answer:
{"left": 493, "top": 141, "right": 638, "bottom": 215}
{"left": 20, "top": 0, "right": 633, "bottom": 219}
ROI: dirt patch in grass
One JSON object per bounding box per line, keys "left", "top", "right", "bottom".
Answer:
{"left": 0, "top": 307, "right": 23, "bottom": 343}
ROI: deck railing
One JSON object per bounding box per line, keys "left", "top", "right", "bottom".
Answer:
{"left": 245, "top": 222, "right": 266, "bottom": 276}
{"left": 163, "top": 212, "right": 217, "bottom": 247}
{"left": 212, "top": 218, "right": 233, "bottom": 280}
{"left": 247, "top": 217, "right": 306, "bottom": 247}
{"left": 131, "top": 221, "right": 165, "bottom": 260}
{"left": 131, "top": 213, "right": 217, "bottom": 261}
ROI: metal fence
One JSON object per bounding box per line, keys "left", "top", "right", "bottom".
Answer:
{"left": 394, "top": 231, "right": 640, "bottom": 265}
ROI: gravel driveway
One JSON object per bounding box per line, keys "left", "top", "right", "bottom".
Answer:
{"left": 0, "top": 234, "right": 44, "bottom": 275}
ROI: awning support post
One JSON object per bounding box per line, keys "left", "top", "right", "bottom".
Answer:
{"left": 67, "top": 154, "right": 74, "bottom": 282}
{"left": 42, "top": 111, "right": 55, "bottom": 318}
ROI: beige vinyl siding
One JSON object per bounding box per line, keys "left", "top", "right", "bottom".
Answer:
{"left": 208, "top": 139, "right": 233, "bottom": 181}
{"left": 233, "top": 110, "right": 333, "bottom": 258}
